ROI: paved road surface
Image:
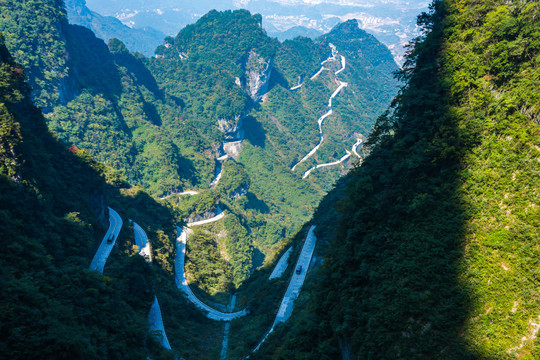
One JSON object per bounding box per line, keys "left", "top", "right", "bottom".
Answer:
{"left": 159, "top": 190, "right": 199, "bottom": 200}
{"left": 148, "top": 296, "right": 172, "bottom": 350}
{"left": 250, "top": 226, "right": 317, "bottom": 355}
{"left": 335, "top": 55, "right": 346, "bottom": 75}
{"left": 220, "top": 295, "right": 237, "bottom": 360}
{"left": 175, "top": 226, "right": 248, "bottom": 321}
{"left": 186, "top": 207, "right": 225, "bottom": 227}
{"left": 269, "top": 247, "right": 292, "bottom": 280}
{"left": 89, "top": 207, "right": 123, "bottom": 273}
{"left": 352, "top": 138, "right": 363, "bottom": 158}
{"left": 302, "top": 151, "right": 351, "bottom": 179}
{"left": 132, "top": 221, "right": 152, "bottom": 261}
{"left": 272, "top": 226, "right": 317, "bottom": 325}
{"left": 291, "top": 47, "right": 348, "bottom": 172}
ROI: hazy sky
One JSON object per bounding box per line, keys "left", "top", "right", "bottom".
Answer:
{"left": 234, "top": 0, "right": 427, "bottom": 5}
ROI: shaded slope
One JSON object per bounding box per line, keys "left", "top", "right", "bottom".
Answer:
{"left": 0, "top": 36, "right": 224, "bottom": 360}
{"left": 255, "top": 0, "right": 540, "bottom": 359}
{"left": 65, "top": 0, "right": 165, "bottom": 57}
{"left": 0, "top": 34, "right": 155, "bottom": 359}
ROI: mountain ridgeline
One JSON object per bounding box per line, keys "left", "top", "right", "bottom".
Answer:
{"left": 4, "top": 0, "right": 537, "bottom": 359}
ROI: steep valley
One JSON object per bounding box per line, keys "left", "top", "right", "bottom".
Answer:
{"left": 0, "top": 1, "right": 397, "bottom": 359}
{"left": 2, "top": 0, "right": 538, "bottom": 359}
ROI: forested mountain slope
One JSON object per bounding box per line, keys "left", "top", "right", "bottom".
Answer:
{"left": 0, "top": 35, "right": 234, "bottom": 360}
{"left": 65, "top": 0, "right": 165, "bottom": 56}
{"left": 255, "top": 0, "right": 540, "bottom": 359}
{"left": 0, "top": 0, "right": 398, "bottom": 287}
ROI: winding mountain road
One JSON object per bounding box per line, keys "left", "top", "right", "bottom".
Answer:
{"left": 335, "top": 55, "right": 346, "bottom": 75}
{"left": 186, "top": 207, "right": 225, "bottom": 227}
{"left": 290, "top": 45, "right": 349, "bottom": 173}
{"left": 159, "top": 190, "right": 200, "bottom": 200}
{"left": 89, "top": 207, "right": 123, "bottom": 274}
{"left": 302, "top": 151, "right": 351, "bottom": 179}
{"left": 352, "top": 138, "right": 363, "bottom": 158}
{"left": 290, "top": 43, "right": 337, "bottom": 90}
{"left": 175, "top": 224, "right": 248, "bottom": 321}
{"left": 148, "top": 296, "right": 172, "bottom": 350}
{"left": 250, "top": 226, "right": 317, "bottom": 355}
{"left": 132, "top": 221, "right": 152, "bottom": 261}
{"left": 309, "top": 66, "right": 327, "bottom": 81}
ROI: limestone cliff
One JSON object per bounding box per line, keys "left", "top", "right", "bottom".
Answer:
{"left": 244, "top": 50, "right": 272, "bottom": 102}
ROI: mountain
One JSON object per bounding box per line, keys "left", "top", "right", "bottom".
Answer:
{"left": 252, "top": 0, "right": 540, "bottom": 358}
{"left": 65, "top": 0, "right": 166, "bottom": 56}
{"left": 0, "top": 0, "right": 398, "bottom": 291}
{"left": 0, "top": 31, "right": 230, "bottom": 359}
{"left": 84, "top": 0, "right": 428, "bottom": 64}
{"left": 269, "top": 25, "right": 323, "bottom": 41}
{"left": 3, "top": 0, "right": 539, "bottom": 359}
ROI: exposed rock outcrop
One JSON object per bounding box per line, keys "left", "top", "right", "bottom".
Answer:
{"left": 186, "top": 208, "right": 220, "bottom": 224}
{"left": 218, "top": 115, "right": 244, "bottom": 141}
{"left": 230, "top": 185, "right": 249, "bottom": 200}
{"left": 245, "top": 50, "right": 272, "bottom": 102}
{"left": 223, "top": 141, "right": 243, "bottom": 161}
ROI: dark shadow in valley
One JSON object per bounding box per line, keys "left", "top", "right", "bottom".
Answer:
{"left": 243, "top": 115, "right": 266, "bottom": 148}
{"left": 252, "top": 3, "right": 485, "bottom": 359}
{"left": 169, "top": 95, "right": 185, "bottom": 108}
{"left": 143, "top": 101, "right": 162, "bottom": 126}
{"left": 112, "top": 51, "right": 164, "bottom": 100}
{"left": 244, "top": 192, "right": 270, "bottom": 214}
{"left": 251, "top": 247, "right": 265, "bottom": 270}
{"left": 65, "top": 24, "right": 122, "bottom": 96}
{"left": 269, "top": 68, "right": 290, "bottom": 90}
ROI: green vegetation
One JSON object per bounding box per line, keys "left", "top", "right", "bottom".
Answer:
{"left": 0, "top": 2, "right": 405, "bottom": 358}
{"left": 255, "top": 0, "right": 540, "bottom": 359}
{"left": 0, "top": 35, "right": 223, "bottom": 360}
{"left": 1, "top": 1, "right": 397, "bottom": 293}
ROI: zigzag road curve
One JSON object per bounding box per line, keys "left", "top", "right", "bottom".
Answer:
{"left": 175, "top": 209, "right": 248, "bottom": 321}
{"left": 290, "top": 44, "right": 349, "bottom": 172}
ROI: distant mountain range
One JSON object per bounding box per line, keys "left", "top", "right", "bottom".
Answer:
{"left": 81, "top": 0, "right": 429, "bottom": 63}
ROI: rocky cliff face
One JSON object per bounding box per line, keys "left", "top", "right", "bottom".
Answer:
{"left": 218, "top": 115, "right": 245, "bottom": 141}
{"left": 186, "top": 208, "right": 220, "bottom": 223}
{"left": 230, "top": 185, "right": 249, "bottom": 200}
{"left": 245, "top": 50, "right": 272, "bottom": 102}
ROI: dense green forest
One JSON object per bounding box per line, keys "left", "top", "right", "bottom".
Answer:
{"left": 3, "top": 0, "right": 539, "bottom": 359}
{"left": 0, "top": 0, "right": 398, "bottom": 288}
{"left": 255, "top": 0, "right": 540, "bottom": 359}
{"left": 0, "top": 33, "right": 235, "bottom": 359}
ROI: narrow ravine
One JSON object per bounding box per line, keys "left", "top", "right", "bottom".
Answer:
{"left": 209, "top": 160, "right": 223, "bottom": 188}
